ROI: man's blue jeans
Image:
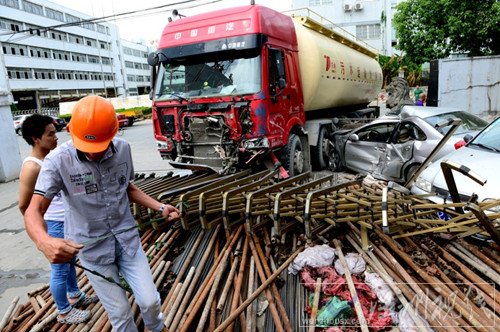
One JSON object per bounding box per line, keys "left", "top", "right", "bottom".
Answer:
{"left": 80, "top": 241, "right": 163, "bottom": 332}
{"left": 46, "top": 220, "right": 81, "bottom": 314}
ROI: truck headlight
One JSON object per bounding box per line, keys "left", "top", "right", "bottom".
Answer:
{"left": 243, "top": 137, "right": 269, "bottom": 149}
{"left": 414, "top": 176, "right": 432, "bottom": 193}
{"left": 156, "top": 140, "right": 168, "bottom": 149}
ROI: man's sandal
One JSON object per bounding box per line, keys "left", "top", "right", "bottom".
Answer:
{"left": 72, "top": 292, "right": 99, "bottom": 308}
{"left": 57, "top": 308, "right": 91, "bottom": 324}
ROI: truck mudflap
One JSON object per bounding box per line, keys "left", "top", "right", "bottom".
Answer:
{"left": 168, "top": 161, "right": 220, "bottom": 174}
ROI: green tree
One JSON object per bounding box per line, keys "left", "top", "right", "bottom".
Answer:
{"left": 378, "top": 55, "right": 422, "bottom": 87}
{"left": 393, "top": 0, "right": 500, "bottom": 65}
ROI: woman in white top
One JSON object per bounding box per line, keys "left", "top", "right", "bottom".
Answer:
{"left": 18, "top": 114, "right": 97, "bottom": 324}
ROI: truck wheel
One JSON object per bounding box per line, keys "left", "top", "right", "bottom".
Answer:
{"left": 282, "top": 134, "right": 305, "bottom": 177}
{"left": 311, "top": 126, "right": 329, "bottom": 170}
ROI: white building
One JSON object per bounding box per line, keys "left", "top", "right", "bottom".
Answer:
{"left": 0, "top": 0, "right": 152, "bottom": 110}
{"left": 292, "top": 0, "right": 401, "bottom": 56}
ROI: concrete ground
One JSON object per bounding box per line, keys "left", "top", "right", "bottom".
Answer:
{"left": 0, "top": 119, "right": 177, "bottom": 319}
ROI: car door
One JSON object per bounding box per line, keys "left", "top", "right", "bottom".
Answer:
{"left": 344, "top": 122, "right": 399, "bottom": 174}
{"left": 373, "top": 122, "right": 417, "bottom": 181}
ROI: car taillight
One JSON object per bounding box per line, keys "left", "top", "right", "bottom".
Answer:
{"left": 454, "top": 140, "right": 466, "bottom": 149}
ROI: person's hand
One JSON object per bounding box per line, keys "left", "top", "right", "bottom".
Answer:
{"left": 160, "top": 204, "right": 180, "bottom": 223}
{"left": 37, "top": 237, "right": 83, "bottom": 264}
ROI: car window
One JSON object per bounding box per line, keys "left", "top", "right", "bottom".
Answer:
{"left": 470, "top": 119, "right": 500, "bottom": 151}
{"left": 395, "top": 122, "right": 426, "bottom": 143}
{"left": 423, "top": 111, "right": 488, "bottom": 135}
{"left": 356, "top": 123, "right": 398, "bottom": 142}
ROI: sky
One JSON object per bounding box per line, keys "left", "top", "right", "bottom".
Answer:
{"left": 48, "top": 0, "right": 293, "bottom": 45}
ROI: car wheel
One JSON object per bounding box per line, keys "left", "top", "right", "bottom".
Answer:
{"left": 127, "top": 118, "right": 134, "bottom": 127}
{"left": 405, "top": 164, "right": 421, "bottom": 182}
{"left": 311, "top": 126, "right": 329, "bottom": 170}
{"left": 16, "top": 128, "right": 22, "bottom": 136}
{"left": 328, "top": 147, "right": 343, "bottom": 172}
{"left": 282, "top": 134, "right": 304, "bottom": 177}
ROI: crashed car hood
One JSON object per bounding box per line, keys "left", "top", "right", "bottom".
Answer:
{"left": 420, "top": 146, "right": 500, "bottom": 201}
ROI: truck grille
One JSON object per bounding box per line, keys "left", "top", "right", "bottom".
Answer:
{"left": 188, "top": 117, "right": 223, "bottom": 144}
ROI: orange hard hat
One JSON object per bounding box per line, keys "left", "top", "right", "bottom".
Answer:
{"left": 68, "top": 95, "right": 117, "bottom": 153}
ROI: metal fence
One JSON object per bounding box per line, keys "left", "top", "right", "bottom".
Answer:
{"left": 12, "top": 108, "right": 60, "bottom": 117}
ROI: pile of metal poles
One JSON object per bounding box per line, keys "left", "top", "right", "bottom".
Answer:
{"left": 1, "top": 170, "right": 499, "bottom": 331}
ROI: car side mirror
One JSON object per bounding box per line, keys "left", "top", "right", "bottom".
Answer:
{"left": 463, "top": 134, "right": 473, "bottom": 143}
{"left": 348, "top": 134, "right": 359, "bottom": 142}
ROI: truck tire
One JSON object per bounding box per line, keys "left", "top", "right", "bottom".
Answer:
{"left": 311, "top": 126, "right": 329, "bottom": 170}
{"left": 282, "top": 134, "right": 305, "bottom": 177}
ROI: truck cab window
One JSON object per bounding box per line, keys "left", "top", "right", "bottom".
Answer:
{"left": 268, "top": 48, "right": 286, "bottom": 96}
{"left": 154, "top": 55, "right": 261, "bottom": 101}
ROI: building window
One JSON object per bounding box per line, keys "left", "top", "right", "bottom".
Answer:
{"left": 1, "top": 0, "right": 20, "bottom": 9}
{"left": 66, "top": 14, "right": 80, "bottom": 24}
{"left": 7, "top": 67, "right": 32, "bottom": 79}
{"left": 96, "top": 24, "right": 106, "bottom": 34}
{"left": 2, "top": 43, "right": 28, "bottom": 56}
{"left": 10, "top": 23, "right": 20, "bottom": 32}
{"left": 22, "top": 1, "right": 43, "bottom": 15}
{"left": 356, "top": 24, "right": 381, "bottom": 40}
{"left": 46, "top": 8, "right": 64, "bottom": 22}
{"left": 82, "top": 22, "right": 95, "bottom": 31}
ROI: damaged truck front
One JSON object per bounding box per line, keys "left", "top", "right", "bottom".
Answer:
{"left": 148, "top": 5, "right": 382, "bottom": 174}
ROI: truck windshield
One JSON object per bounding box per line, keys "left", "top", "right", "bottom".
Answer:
{"left": 154, "top": 55, "right": 261, "bottom": 101}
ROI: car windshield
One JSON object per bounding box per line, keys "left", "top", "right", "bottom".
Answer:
{"left": 154, "top": 55, "right": 261, "bottom": 101}
{"left": 13, "top": 116, "right": 23, "bottom": 121}
{"left": 423, "top": 111, "right": 488, "bottom": 135}
{"left": 469, "top": 119, "right": 500, "bottom": 152}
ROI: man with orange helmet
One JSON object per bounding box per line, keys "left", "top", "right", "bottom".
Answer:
{"left": 24, "top": 95, "right": 178, "bottom": 332}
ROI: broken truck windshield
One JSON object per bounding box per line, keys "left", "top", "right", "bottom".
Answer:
{"left": 154, "top": 55, "right": 261, "bottom": 101}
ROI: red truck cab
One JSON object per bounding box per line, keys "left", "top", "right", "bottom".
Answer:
{"left": 149, "top": 5, "right": 306, "bottom": 174}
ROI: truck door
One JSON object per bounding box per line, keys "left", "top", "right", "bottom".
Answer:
{"left": 267, "top": 48, "right": 292, "bottom": 146}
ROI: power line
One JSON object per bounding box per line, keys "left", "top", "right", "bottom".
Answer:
{"left": 0, "top": 0, "right": 224, "bottom": 38}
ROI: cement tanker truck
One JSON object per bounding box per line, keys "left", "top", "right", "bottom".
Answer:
{"left": 148, "top": 5, "right": 383, "bottom": 175}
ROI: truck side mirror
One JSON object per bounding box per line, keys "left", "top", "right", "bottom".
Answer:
{"left": 147, "top": 52, "right": 159, "bottom": 66}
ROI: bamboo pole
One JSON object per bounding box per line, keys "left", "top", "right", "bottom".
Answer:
{"left": 333, "top": 239, "right": 369, "bottom": 332}
{"left": 214, "top": 247, "right": 302, "bottom": 332}
{"left": 308, "top": 278, "right": 321, "bottom": 332}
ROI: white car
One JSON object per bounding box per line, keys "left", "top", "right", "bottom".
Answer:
{"left": 412, "top": 117, "right": 500, "bottom": 208}
{"left": 13, "top": 114, "right": 29, "bottom": 135}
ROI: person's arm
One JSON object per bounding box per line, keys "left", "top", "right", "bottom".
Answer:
{"left": 127, "top": 182, "right": 180, "bottom": 222}
{"left": 18, "top": 161, "right": 41, "bottom": 215}
{"left": 24, "top": 194, "right": 82, "bottom": 263}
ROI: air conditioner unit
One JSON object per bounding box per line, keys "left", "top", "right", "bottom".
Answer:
{"left": 344, "top": 4, "right": 353, "bottom": 11}
{"left": 355, "top": 2, "right": 364, "bottom": 11}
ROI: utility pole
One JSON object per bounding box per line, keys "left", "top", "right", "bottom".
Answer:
{"left": 0, "top": 41, "right": 23, "bottom": 182}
